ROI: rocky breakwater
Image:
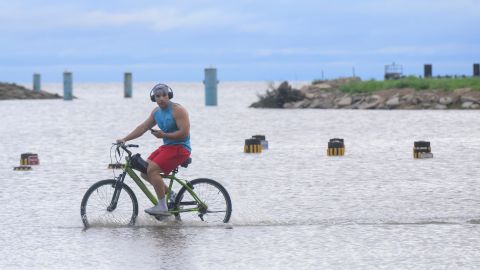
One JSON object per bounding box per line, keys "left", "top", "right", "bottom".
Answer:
{"left": 250, "top": 80, "right": 480, "bottom": 109}
{"left": 0, "top": 82, "right": 61, "bottom": 100}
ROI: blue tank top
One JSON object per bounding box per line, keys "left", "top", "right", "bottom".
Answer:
{"left": 153, "top": 102, "right": 191, "bottom": 152}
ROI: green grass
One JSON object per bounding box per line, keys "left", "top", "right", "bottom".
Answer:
{"left": 337, "top": 77, "right": 480, "bottom": 94}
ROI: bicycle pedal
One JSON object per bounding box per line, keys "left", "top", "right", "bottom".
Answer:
{"left": 154, "top": 215, "right": 169, "bottom": 221}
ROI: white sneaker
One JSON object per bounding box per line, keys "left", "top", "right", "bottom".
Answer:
{"left": 144, "top": 204, "right": 171, "bottom": 216}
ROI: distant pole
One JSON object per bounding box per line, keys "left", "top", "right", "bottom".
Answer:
{"left": 124, "top": 72, "right": 132, "bottom": 98}
{"left": 33, "top": 73, "right": 41, "bottom": 92}
{"left": 204, "top": 68, "right": 218, "bottom": 106}
{"left": 63, "top": 71, "right": 73, "bottom": 101}
{"left": 424, "top": 64, "right": 432, "bottom": 78}
{"left": 352, "top": 67, "right": 355, "bottom": 77}
{"left": 474, "top": 63, "right": 480, "bottom": 77}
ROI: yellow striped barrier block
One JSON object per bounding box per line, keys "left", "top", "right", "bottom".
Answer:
{"left": 14, "top": 166, "right": 32, "bottom": 171}
{"left": 252, "top": 135, "right": 269, "bottom": 150}
{"left": 20, "top": 153, "right": 39, "bottom": 165}
{"left": 244, "top": 138, "right": 262, "bottom": 153}
{"left": 327, "top": 147, "right": 345, "bottom": 156}
{"left": 413, "top": 141, "right": 433, "bottom": 159}
{"left": 327, "top": 138, "right": 345, "bottom": 156}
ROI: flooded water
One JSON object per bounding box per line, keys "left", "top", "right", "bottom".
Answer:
{"left": 2, "top": 82, "right": 480, "bottom": 269}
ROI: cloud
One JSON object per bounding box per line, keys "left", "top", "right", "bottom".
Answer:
{"left": 374, "top": 44, "right": 480, "bottom": 55}
{"left": 253, "top": 42, "right": 480, "bottom": 56}
{"left": 81, "top": 8, "right": 233, "bottom": 32}
{"left": 252, "top": 48, "right": 353, "bottom": 57}
{"left": 0, "top": 1, "right": 478, "bottom": 82}
{"left": 0, "top": 3, "right": 278, "bottom": 34}
{"left": 319, "top": 0, "right": 480, "bottom": 17}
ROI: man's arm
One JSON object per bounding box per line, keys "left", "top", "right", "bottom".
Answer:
{"left": 118, "top": 109, "right": 157, "bottom": 143}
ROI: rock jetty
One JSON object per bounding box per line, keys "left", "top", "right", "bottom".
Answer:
{"left": 0, "top": 82, "right": 61, "bottom": 100}
{"left": 250, "top": 80, "right": 480, "bottom": 109}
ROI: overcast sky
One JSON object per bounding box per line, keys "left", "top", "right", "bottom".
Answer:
{"left": 0, "top": 0, "right": 479, "bottom": 82}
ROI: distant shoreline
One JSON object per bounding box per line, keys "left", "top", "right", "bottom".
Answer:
{"left": 0, "top": 82, "right": 61, "bottom": 100}
{"left": 250, "top": 78, "right": 480, "bottom": 109}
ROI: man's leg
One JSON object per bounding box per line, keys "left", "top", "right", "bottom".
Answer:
{"left": 144, "top": 161, "right": 170, "bottom": 215}
{"left": 143, "top": 161, "right": 170, "bottom": 191}
{"left": 141, "top": 171, "right": 176, "bottom": 207}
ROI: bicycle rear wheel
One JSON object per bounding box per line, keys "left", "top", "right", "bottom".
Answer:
{"left": 174, "top": 178, "right": 232, "bottom": 223}
{"left": 80, "top": 179, "right": 138, "bottom": 228}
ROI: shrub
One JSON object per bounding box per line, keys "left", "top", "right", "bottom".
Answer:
{"left": 250, "top": 81, "right": 305, "bottom": 108}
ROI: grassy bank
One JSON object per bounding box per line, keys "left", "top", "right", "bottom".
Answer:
{"left": 335, "top": 77, "right": 480, "bottom": 94}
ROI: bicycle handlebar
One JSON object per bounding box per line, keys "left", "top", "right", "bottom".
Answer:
{"left": 112, "top": 142, "right": 139, "bottom": 157}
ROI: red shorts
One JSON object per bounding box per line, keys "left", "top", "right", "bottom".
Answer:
{"left": 148, "top": 145, "right": 191, "bottom": 175}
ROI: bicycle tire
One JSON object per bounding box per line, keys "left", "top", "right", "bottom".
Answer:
{"left": 174, "top": 178, "right": 232, "bottom": 223}
{"left": 80, "top": 179, "right": 138, "bottom": 228}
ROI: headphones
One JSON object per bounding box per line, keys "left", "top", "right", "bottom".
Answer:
{"left": 149, "top": 83, "right": 174, "bottom": 102}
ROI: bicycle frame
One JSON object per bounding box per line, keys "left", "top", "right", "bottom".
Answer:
{"left": 115, "top": 157, "right": 206, "bottom": 215}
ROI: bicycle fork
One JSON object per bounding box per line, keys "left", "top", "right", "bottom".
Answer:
{"left": 107, "top": 173, "right": 127, "bottom": 212}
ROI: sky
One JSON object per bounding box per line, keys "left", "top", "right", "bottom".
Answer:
{"left": 0, "top": 0, "right": 479, "bottom": 83}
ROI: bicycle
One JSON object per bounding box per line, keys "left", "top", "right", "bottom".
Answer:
{"left": 80, "top": 143, "right": 232, "bottom": 228}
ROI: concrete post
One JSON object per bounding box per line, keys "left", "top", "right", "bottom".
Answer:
{"left": 63, "top": 72, "right": 73, "bottom": 101}
{"left": 33, "top": 73, "right": 41, "bottom": 92}
{"left": 204, "top": 68, "right": 218, "bottom": 106}
{"left": 424, "top": 64, "right": 432, "bottom": 78}
{"left": 124, "top": 72, "right": 132, "bottom": 98}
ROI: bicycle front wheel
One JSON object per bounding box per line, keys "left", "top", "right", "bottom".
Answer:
{"left": 174, "top": 178, "right": 232, "bottom": 223}
{"left": 80, "top": 179, "right": 138, "bottom": 228}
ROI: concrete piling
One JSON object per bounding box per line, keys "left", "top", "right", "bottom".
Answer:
{"left": 424, "top": 64, "right": 432, "bottom": 78}
{"left": 124, "top": 72, "right": 132, "bottom": 98}
{"left": 204, "top": 68, "right": 218, "bottom": 106}
{"left": 63, "top": 71, "right": 73, "bottom": 101}
{"left": 33, "top": 73, "right": 41, "bottom": 92}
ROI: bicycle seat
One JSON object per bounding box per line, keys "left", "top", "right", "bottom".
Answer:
{"left": 180, "top": 158, "right": 192, "bottom": 168}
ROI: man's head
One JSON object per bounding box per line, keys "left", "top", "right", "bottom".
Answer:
{"left": 150, "top": 83, "right": 173, "bottom": 107}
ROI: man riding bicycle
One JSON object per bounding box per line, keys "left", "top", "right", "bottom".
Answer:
{"left": 116, "top": 83, "right": 191, "bottom": 216}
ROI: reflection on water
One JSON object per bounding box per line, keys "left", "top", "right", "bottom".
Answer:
{"left": 2, "top": 82, "right": 480, "bottom": 269}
